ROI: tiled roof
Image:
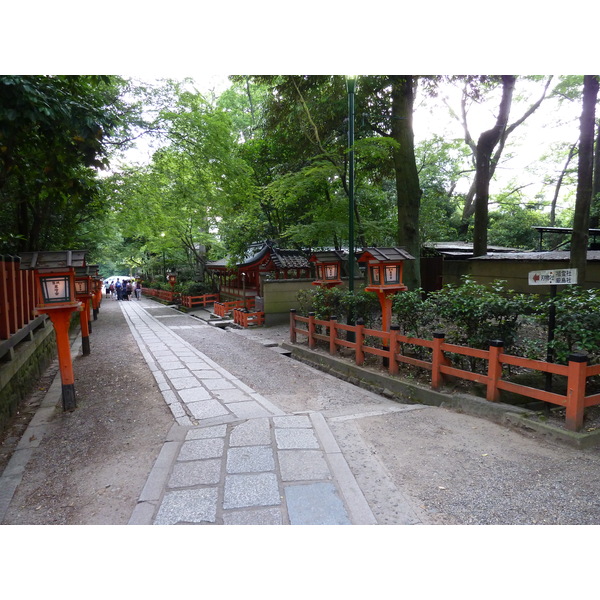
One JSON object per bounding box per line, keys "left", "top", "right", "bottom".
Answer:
{"left": 358, "top": 247, "right": 415, "bottom": 262}
{"left": 271, "top": 248, "right": 310, "bottom": 269}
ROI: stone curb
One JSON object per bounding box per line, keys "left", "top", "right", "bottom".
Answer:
{"left": 281, "top": 342, "right": 600, "bottom": 450}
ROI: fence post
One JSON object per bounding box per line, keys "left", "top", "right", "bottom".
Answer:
{"left": 389, "top": 325, "right": 400, "bottom": 375}
{"left": 486, "top": 340, "right": 504, "bottom": 402}
{"left": 355, "top": 318, "right": 365, "bottom": 366}
{"left": 6, "top": 256, "right": 18, "bottom": 335}
{"left": 431, "top": 332, "right": 446, "bottom": 390}
{"left": 565, "top": 352, "right": 588, "bottom": 432}
{"left": 289, "top": 309, "right": 297, "bottom": 343}
{"left": 0, "top": 256, "right": 9, "bottom": 340}
{"left": 329, "top": 316, "right": 337, "bottom": 355}
{"left": 308, "top": 312, "right": 316, "bottom": 349}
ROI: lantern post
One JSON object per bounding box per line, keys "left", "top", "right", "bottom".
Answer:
{"left": 19, "top": 251, "right": 86, "bottom": 411}
{"left": 309, "top": 251, "right": 345, "bottom": 289}
{"left": 75, "top": 266, "right": 93, "bottom": 356}
{"left": 357, "top": 247, "right": 414, "bottom": 364}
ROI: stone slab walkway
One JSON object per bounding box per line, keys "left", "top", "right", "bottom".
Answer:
{"left": 121, "top": 301, "right": 376, "bottom": 525}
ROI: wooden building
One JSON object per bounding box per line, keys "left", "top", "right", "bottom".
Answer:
{"left": 206, "top": 241, "right": 311, "bottom": 304}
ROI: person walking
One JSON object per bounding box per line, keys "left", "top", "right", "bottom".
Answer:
{"left": 135, "top": 280, "right": 142, "bottom": 300}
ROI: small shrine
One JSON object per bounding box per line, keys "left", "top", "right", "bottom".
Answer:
{"left": 206, "top": 241, "right": 311, "bottom": 303}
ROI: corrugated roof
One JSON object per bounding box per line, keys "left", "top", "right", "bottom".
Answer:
{"left": 473, "top": 251, "right": 600, "bottom": 261}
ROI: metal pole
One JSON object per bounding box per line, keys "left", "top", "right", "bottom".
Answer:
{"left": 347, "top": 78, "right": 355, "bottom": 296}
{"left": 346, "top": 77, "right": 356, "bottom": 342}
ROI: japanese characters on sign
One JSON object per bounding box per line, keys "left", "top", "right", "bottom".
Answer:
{"left": 528, "top": 268, "right": 578, "bottom": 286}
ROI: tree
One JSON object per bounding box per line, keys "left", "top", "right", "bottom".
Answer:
{"left": 442, "top": 76, "right": 554, "bottom": 250}
{"left": 0, "top": 76, "right": 128, "bottom": 253}
{"left": 570, "top": 75, "right": 599, "bottom": 283}
{"left": 473, "top": 75, "right": 516, "bottom": 256}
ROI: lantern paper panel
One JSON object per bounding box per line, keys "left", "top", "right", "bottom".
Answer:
{"left": 40, "top": 275, "right": 72, "bottom": 304}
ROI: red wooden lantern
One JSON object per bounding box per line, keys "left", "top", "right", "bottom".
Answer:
{"left": 357, "top": 247, "right": 414, "bottom": 332}
{"left": 167, "top": 271, "right": 177, "bottom": 289}
{"left": 19, "top": 250, "right": 86, "bottom": 411}
{"left": 309, "top": 251, "right": 345, "bottom": 288}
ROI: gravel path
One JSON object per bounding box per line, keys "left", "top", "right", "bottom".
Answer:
{"left": 2, "top": 299, "right": 600, "bottom": 526}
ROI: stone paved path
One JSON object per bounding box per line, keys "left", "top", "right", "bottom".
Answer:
{"left": 122, "top": 301, "right": 377, "bottom": 525}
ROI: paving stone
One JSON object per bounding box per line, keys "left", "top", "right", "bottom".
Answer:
{"left": 151, "top": 350, "right": 176, "bottom": 358}
{"left": 168, "top": 402, "right": 187, "bottom": 419}
{"left": 168, "top": 459, "right": 221, "bottom": 487}
{"left": 161, "top": 390, "right": 178, "bottom": 405}
{"left": 154, "top": 488, "right": 218, "bottom": 524}
{"left": 223, "top": 473, "right": 281, "bottom": 509}
{"left": 223, "top": 508, "right": 283, "bottom": 525}
{"left": 187, "top": 400, "right": 230, "bottom": 420}
{"left": 178, "top": 387, "right": 211, "bottom": 402}
{"left": 186, "top": 425, "right": 227, "bottom": 440}
{"left": 229, "top": 418, "right": 271, "bottom": 446}
{"left": 182, "top": 361, "right": 210, "bottom": 370}
{"left": 284, "top": 482, "right": 351, "bottom": 525}
{"left": 179, "top": 437, "right": 224, "bottom": 461}
{"left": 160, "top": 361, "right": 185, "bottom": 370}
{"left": 213, "top": 389, "right": 252, "bottom": 403}
{"left": 228, "top": 401, "right": 274, "bottom": 419}
{"left": 170, "top": 377, "right": 202, "bottom": 391}
{"left": 226, "top": 446, "right": 275, "bottom": 473}
{"left": 275, "top": 428, "right": 320, "bottom": 450}
{"left": 278, "top": 450, "right": 331, "bottom": 481}
{"left": 164, "top": 368, "right": 192, "bottom": 379}
{"left": 273, "top": 415, "right": 312, "bottom": 428}
{"left": 202, "top": 378, "right": 236, "bottom": 391}
{"left": 192, "top": 370, "right": 222, "bottom": 379}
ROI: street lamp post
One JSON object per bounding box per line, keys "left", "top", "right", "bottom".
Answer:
{"left": 346, "top": 75, "right": 357, "bottom": 296}
{"left": 346, "top": 76, "right": 357, "bottom": 342}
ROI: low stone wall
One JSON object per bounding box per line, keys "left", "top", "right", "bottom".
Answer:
{"left": 260, "top": 277, "right": 365, "bottom": 325}
{"left": 0, "top": 320, "right": 57, "bottom": 433}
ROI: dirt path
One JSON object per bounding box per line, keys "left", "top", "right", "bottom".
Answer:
{"left": 1, "top": 298, "right": 173, "bottom": 524}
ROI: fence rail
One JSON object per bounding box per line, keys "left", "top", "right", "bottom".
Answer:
{"left": 0, "top": 255, "right": 41, "bottom": 361}
{"left": 141, "top": 289, "right": 219, "bottom": 309}
{"left": 233, "top": 308, "right": 265, "bottom": 328}
{"left": 180, "top": 293, "right": 219, "bottom": 309}
{"left": 214, "top": 299, "right": 255, "bottom": 318}
{"left": 289, "top": 310, "right": 599, "bottom": 432}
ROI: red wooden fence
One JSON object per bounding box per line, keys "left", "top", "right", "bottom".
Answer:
{"left": 289, "top": 310, "right": 599, "bottom": 432}
{"left": 233, "top": 307, "right": 265, "bottom": 328}
{"left": 0, "top": 255, "right": 45, "bottom": 361}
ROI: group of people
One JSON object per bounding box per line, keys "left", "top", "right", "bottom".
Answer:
{"left": 105, "top": 278, "right": 142, "bottom": 301}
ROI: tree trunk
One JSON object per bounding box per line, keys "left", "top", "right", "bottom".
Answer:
{"left": 390, "top": 76, "right": 422, "bottom": 289}
{"left": 570, "top": 75, "right": 599, "bottom": 283}
{"left": 550, "top": 143, "right": 578, "bottom": 227}
{"left": 591, "top": 118, "right": 600, "bottom": 226}
{"left": 473, "top": 76, "right": 516, "bottom": 257}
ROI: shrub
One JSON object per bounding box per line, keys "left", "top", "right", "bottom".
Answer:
{"left": 546, "top": 286, "right": 600, "bottom": 365}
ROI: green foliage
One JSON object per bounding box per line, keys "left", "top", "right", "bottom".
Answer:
{"left": 296, "top": 287, "right": 379, "bottom": 327}
{"left": 0, "top": 75, "right": 128, "bottom": 253}
{"left": 544, "top": 287, "right": 600, "bottom": 364}
{"left": 392, "top": 289, "right": 436, "bottom": 338}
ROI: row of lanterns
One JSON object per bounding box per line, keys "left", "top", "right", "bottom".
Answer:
{"left": 19, "top": 250, "right": 104, "bottom": 411}
{"left": 309, "top": 247, "right": 414, "bottom": 334}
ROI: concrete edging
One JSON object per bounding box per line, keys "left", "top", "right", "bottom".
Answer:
{"left": 281, "top": 342, "right": 600, "bottom": 449}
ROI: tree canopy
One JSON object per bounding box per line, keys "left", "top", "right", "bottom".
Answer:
{"left": 1, "top": 74, "right": 598, "bottom": 286}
